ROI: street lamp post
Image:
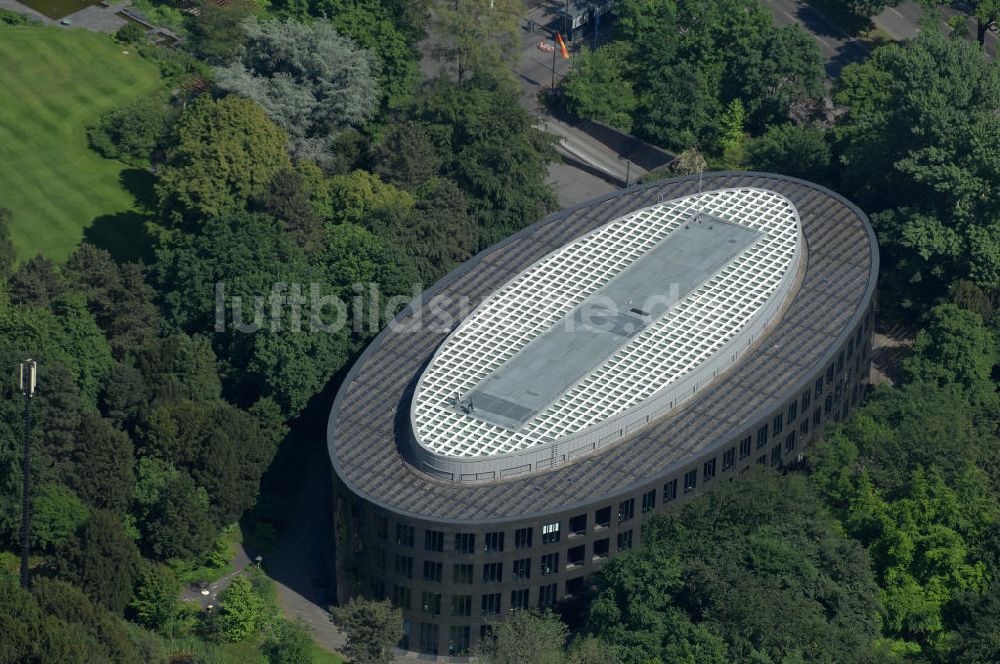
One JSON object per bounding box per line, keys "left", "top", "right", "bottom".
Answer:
{"left": 19, "top": 359, "right": 36, "bottom": 590}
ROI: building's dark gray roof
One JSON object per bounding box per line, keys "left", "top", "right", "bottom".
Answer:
{"left": 326, "top": 173, "right": 878, "bottom": 524}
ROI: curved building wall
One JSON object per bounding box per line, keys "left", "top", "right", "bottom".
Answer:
{"left": 327, "top": 173, "right": 879, "bottom": 658}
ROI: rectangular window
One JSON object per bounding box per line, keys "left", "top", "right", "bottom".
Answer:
{"left": 419, "top": 622, "right": 438, "bottom": 655}
{"left": 538, "top": 583, "right": 558, "bottom": 608}
{"left": 595, "top": 506, "right": 611, "bottom": 528}
{"left": 800, "top": 418, "right": 809, "bottom": 436}
{"left": 773, "top": 414, "right": 783, "bottom": 436}
{"left": 771, "top": 445, "right": 782, "bottom": 467}
{"left": 394, "top": 555, "right": 413, "bottom": 579}
{"left": 813, "top": 408, "right": 821, "bottom": 426}
{"left": 481, "top": 593, "right": 501, "bottom": 616}
{"left": 568, "top": 545, "right": 585, "bottom": 567}
{"left": 453, "top": 563, "right": 474, "bottom": 584}
{"left": 757, "top": 454, "right": 767, "bottom": 466}
{"left": 825, "top": 395, "right": 832, "bottom": 415}
{"left": 395, "top": 524, "right": 414, "bottom": 547}
{"left": 566, "top": 577, "right": 584, "bottom": 597}
{"left": 392, "top": 584, "right": 411, "bottom": 609}
{"left": 540, "top": 552, "right": 559, "bottom": 576}
{"left": 703, "top": 458, "right": 716, "bottom": 481}
{"left": 454, "top": 533, "right": 475, "bottom": 554}
{"left": 848, "top": 338, "right": 855, "bottom": 358}
{"left": 787, "top": 400, "right": 798, "bottom": 423}
{"left": 617, "top": 530, "right": 633, "bottom": 551}
{"left": 423, "top": 560, "right": 442, "bottom": 583}
{"left": 510, "top": 588, "right": 529, "bottom": 610}
{"left": 683, "top": 469, "right": 697, "bottom": 493}
{"left": 593, "top": 538, "right": 610, "bottom": 559}
{"left": 756, "top": 424, "right": 768, "bottom": 449}
{"left": 663, "top": 479, "right": 678, "bottom": 502}
{"left": 801, "top": 389, "right": 811, "bottom": 412}
{"left": 815, "top": 377, "right": 824, "bottom": 399}
{"left": 512, "top": 557, "right": 531, "bottom": 580}
{"left": 722, "top": 447, "right": 735, "bottom": 471}
{"left": 618, "top": 498, "right": 635, "bottom": 523}
{"left": 514, "top": 527, "right": 532, "bottom": 549}
{"left": 569, "top": 513, "right": 587, "bottom": 536}
{"left": 826, "top": 363, "right": 835, "bottom": 383}
{"left": 836, "top": 351, "right": 844, "bottom": 374}
{"left": 739, "top": 435, "right": 752, "bottom": 460}
{"left": 424, "top": 530, "right": 444, "bottom": 552}
{"left": 451, "top": 594, "right": 472, "bottom": 617}
{"left": 421, "top": 592, "right": 441, "bottom": 616}
{"left": 482, "top": 562, "right": 503, "bottom": 583}
{"left": 448, "top": 625, "right": 470, "bottom": 655}
{"left": 484, "top": 531, "right": 504, "bottom": 553}
{"left": 785, "top": 431, "right": 796, "bottom": 453}
{"left": 641, "top": 489, "right": 656, "bottom": 513}
{"left": 542, "top": 522, "right": 561, "bottom": 544}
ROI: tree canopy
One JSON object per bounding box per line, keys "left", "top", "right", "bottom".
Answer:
{"left": 214, "top": 18, "right": 381, "bottom": 165}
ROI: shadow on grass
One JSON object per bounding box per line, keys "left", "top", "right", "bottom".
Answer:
{"left": 84, "top": 210, "right": 154, "bottom": 263}
{"left": 120, "top": 167, "right": 158, "bottom": 211}
{"left": 84, "top": 168, "right": 157, "bottom": 263}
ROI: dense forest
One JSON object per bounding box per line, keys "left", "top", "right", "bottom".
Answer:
{"left": 0, "top": 0, "right": 998, "bottom": 662}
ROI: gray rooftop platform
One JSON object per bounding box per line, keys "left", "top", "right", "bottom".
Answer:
{"left": 464, "top": 216, "right": 760, "bottom": 430}
{"left": 327, "top": 173, "right": 878, "bottom": 524}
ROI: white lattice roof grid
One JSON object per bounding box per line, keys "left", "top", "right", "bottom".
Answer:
{"left": 412, "top": 188, "right": 801, "bottom": 458}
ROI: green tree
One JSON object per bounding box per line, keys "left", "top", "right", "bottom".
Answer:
{"left": 31, "top": 577, "right": 138, "bottom": 663}
{"left": 902, "top": 303, "right": 997, "bottom": 388}
{"left": 264, "top": 618, "right": 314, "bottom": 664}
{"left": 833, "top": 30, "right": 1000, "bottom": 300}
{"left": 134, "top": 459, "right": 215, "bottom": 561}
{"left": 131, "top": 563, "right": 183, "bottom": 634}
{"left": 31, "top": 483, "right": 88, "bottom": 551}
{"left": 63, "top": 244, "right": 161, "bottom": 358}
{"left": 371, "top": 122, "right": 442, "bottom": 191}
{"left": 561, "top": 44, "right": 638, "bottom": 132}
{"left": 219, "top": 575, "right": 265, "bottom": 641}
{"left": 190, "top": 1, "right": 254, "bottom": 64}
{"left": 614, "top": 0, "right": 824, "bottom": 151}
{"left": 8, "top": 255, "right": 64, "bottom": 306}
{"left": 431, "top": 0, "right": 522, "bottom": 81}
{"left": 69, "top": 413, "right": 134, "bottom": 515}
{"left": 114, "top": 21, "right": 146, "bottom": 45}
{"left": 414, "top": 73, "right": 557, "bottom": 246}
{"left": 747, "top": 123, "right": 831, "bottom": 182}
{"left": 152, "top": 211, "right": 351, "bottom": 415}
{"left": 478, "top": 610, "right": 567, "bottom": 664}
{"left": 60, "top": 509, "right": 141, "bottom": 613}
{"left": 260, "top": 166, "right": 326, "bottom": 252}
{"left": 591, "top": 471, "right": 881, "bottom": 664}
{"left": 87, "top": 94, "right": 177, "bottom": 167}
{"left": 566, "top": 636, "right": 622, "bottom": 664}
{"left": 0, "top": 576, "right": 43, "bottom": 663}
{"left": 156, "top": 95, "right": 290, "bottom": 223}
{"left": 330, "top": 597, "right": 402, "bottom": 664}
{"left": 214, "top": 18, "right": 380, "bottom": 164}
{"left": 318, "top": 0, "right": 421, "bottom": 109}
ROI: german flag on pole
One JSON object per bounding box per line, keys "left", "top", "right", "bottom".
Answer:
{"left": 556, "top": 32, "right": 569, "bottom": 59}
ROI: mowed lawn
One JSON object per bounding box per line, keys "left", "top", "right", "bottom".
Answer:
{"left": 0, "top": 27, "right": 162, "bottom": 261}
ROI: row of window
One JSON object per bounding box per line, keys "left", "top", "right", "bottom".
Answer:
{"left": 392, "top": 532, "right": 636, "bottom": 583}
{"left": 394, "top": 579, "right": 585, "bottom": 618}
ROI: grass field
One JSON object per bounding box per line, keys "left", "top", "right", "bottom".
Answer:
{"left": 0, "top": 26, "right": 162, "bottom": 262}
